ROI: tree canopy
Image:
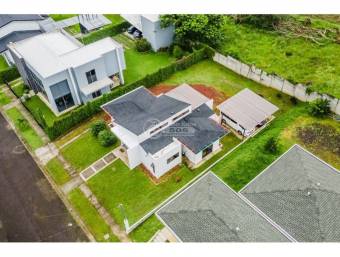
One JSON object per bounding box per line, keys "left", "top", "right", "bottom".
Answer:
{"left": 160, "top": 14, "right": 226, "bottom": 48}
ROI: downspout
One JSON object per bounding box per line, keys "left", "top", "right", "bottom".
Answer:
{"left": 67, "top": 68, "right": 81, "bottom": 105}
{"left": 115, "top": 47, "right": 124, "bottom": 85}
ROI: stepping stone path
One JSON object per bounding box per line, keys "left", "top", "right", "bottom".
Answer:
{"left": 80, "top": 151, "right": 116, "bottom": 181}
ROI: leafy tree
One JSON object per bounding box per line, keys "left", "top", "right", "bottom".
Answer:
{"left": 264, "top": 137, "right": 279, "bottom": 154}
{"left": 308, "top": 99, "right": 331, "bottom": 118}
{"left": 160, "top": 14, "right": 226, "bottom": 48}
{"left": 172, "top": 45, "right": 185, "bottom": 59}
{"left": 91, "top": 120, "right": 107, "bottom": 137}
{"left": 234, "top": 15, "right": 284, "bottom": 30}
{"left": 98, "top": 130, "right": 117, "bottom": 147}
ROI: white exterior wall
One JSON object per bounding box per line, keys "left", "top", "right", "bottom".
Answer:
{"left": 140, "top": 141, "right": 182, "bottom": 178}
{"left": 182, "top": 144, "right": 202, "bottom": 165}
{"left": 126, "top": 145, "right": 142, "bottom": 169}
{"left": 221, "top": 112, "right": 253, "bottom": 137}
{"left": 140, "top": 16, "right": 174, "bottom": 51}
{"left": 0, "top": 21, "right": 41, "bottom": 39}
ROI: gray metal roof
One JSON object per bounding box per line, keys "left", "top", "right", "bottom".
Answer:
{"left": 217, "top": 88, "right": 279, "bottom": 130}
{"left": 141, "top": 104, "right": 227, "bottom": 155}
{"left": 0, "top": 15, "right": 44, "bottom": 28}
{"left": 0, "top": 30, "right": 42, "bottom": 53}
{"left": 157, "top": 172, "right": 290, "bottom": 242}
{"left": 241, "top": 145, "right": 340, "bottom": 242}
{"left": 102, "top": 87, "right": 190, "bottom": 136}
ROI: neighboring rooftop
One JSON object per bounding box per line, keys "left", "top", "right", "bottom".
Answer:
{"left": 0, "top": 30, "right": 42, "bottom": 53}
{"left": 0, "top": 15, "right": 44, "bottom": 28}
{"left": 102, "top": 87, "right": 190, "bottom": 136}
{"left": 241, "top": 145, "right": 340, "bottom": 242}
{"left": 121, "top": 14, "right": 160, "bottom": 31}
{"left": 9, "top": 31, "right": 122, "bottom": 78}
{"left": 165, "top": 83, "right": 211, "bottom": 110}
{"left": 217, "top": 88, "right": 279, "bottom": 130}
{"left": 157, "top": 172, "right": 291, "bottom": 242}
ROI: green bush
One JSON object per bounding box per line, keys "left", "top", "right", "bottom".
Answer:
{"left": 82, "top": 21, "right": 130, "bottom": 45}
{"left": 135, "top": 38, "right": 151, "bottom": 52}
{"left": 91, "top": 120, "right": 107, "bottom": 137}
{"left": 308, "top": 98, "right": 331, "bottom": 118}
{"left": 264, "top": 137, "right": 279, "bottom": 154}
{"left": 28, "top": 45, "right": 213, "bottom": 140}
{"left": 98, "top": 130, "right": 116, "bottom": 147}
{"left": 172, "top": 45, "right": 185, "bottom": 59}
{"left": 0, "top": 67, "right": 20, "bottom": 84}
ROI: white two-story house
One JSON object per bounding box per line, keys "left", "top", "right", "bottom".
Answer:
{"left": 8, "top": 31, "right": 126, "bottom": 114}
{"left": 102, "top": 84, "right": 227, "bottom": 179}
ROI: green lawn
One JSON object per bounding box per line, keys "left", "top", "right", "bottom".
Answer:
{"left": 5, "top": 107, "right": 44, "bottom": 150}
{"left": 11, "top": 81, "right": 26, "bottom": 98}
{"left": 45, "top": 157, "right": 71, "bottom": 185}
{"left": 49, "top": 14, "right": 77, "bottom": 21}
{"left": 68, "top": 188, "right": 119, "bottom": 242}
{"left": 0, "top": 91, "right": 11, "bottom": 106}
{"left": 64, "top": 24, "right": 81, "bottom": 36}
{"left": 24, "top": 95, "right": 57, "bottom": 126}
{"left": 60, "top": 130, "right": 119, "bottom": 172}
{"left": 87, "top": 133, "right": 240, "bottom": 228}
{"left": 113, "top": 34, "right": 175, "bottom": 84}
{"left": 104, "top": 14, "right": 124, "bottom": 25}
{"left": 129, "top": 215, "right": 164, "bottom": 242}
{"left": 219, "top": 16, "right": 340, "bottom": 98}
{"left": 0, "top": 55, "right": 9, "bottom": 71}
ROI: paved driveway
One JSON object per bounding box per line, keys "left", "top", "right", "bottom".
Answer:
{"left": 0, "top": 113, "right": 87, "bottom": 242}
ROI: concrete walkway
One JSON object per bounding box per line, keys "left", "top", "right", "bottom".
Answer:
{"left": 79, "top": 184, "right": 131, "bottom": 242}
{"left": 61, "top": 176, "right": 84, "bottom": 195}
{"left": 151, "top": 227, "right": 178, "bottom": 242}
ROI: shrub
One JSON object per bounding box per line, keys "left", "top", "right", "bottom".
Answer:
{"left": 135, "top": 38, "right": 151, "bottom": 52}
{"left": 308, "top": 98, "right": 331, "bottom": 118}
{"left": 0, "top": 67, "right": 20, "bottom": 84}
{"left": 290, "top": 97, "right": 298, "bottom": 105}
{"left": 276, "top": 92, "right": 282, "bottom": 98}
{"left": 91, "top": 120, "right": 107, "bottom": 137}
{"left": 264, "top": 137, "right": 279, "bottom": 154}
{"left": 172, "top": 45, "right": 185, "bottom": 59}
{"left": 98, "top": 130, "right": 116, "bottom": 147}
{"left": 17, "top": 118, "right": 29, "bottom": 131}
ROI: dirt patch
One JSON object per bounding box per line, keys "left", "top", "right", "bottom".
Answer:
{"left": 297, "top": 123, "right": 340, "bottom": 156}
{"left": 150, "top": 84, "right": 228, "bottom": 105}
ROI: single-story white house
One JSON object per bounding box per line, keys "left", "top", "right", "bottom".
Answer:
{"left": 121, "top": 14, "right": 174, "bottom": 51}
{"left": 0, "top": 15, "right": 47, "bottom": 65}
{"left": 8, "top": 31, "right": 126, "bottom": 115}
{"left": 217, "top": 88, "right": 279, "bottom": 137}
{"left": 102, "top": 84, "right": 228, "bottom": 178}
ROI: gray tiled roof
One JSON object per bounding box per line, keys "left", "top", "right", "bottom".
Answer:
{"left": 157, "top": 172, "right": 290, "bottom": 242}
{"left": 0, "top": 15, "right": 44, "bottom": 28}
{"left": 140, "top": 104, "right": 227, "bottom": 154}
{"left": 0, "top": 30, "right": 42, "bottom": 53}
{"left": 241, "top": 145, "right": 340, "bottom": 242}
{"left": 102, "top": 87, "right": 190, "bottom": 135}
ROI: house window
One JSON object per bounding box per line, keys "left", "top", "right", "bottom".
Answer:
{"left": 86, "top": 69, "right": 97, "bottom": 84}
{"left": 50, "top": 80, "right": 75, "bottom": 112}
{"left": 92, "top": 90, "right": 102, "bottom": 99}
{"left": 202, "top": 144, "right": 213, "bottom": 158}
{"left": 172, "top": 109, "right": 190, "bottom": 122}
{"left": 167, "top": 153, "right": 179, "bottom": 164}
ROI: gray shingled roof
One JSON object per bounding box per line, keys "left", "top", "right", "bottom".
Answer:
{"left": 141, "top": 104, "right": 227, "bottom": 155}
{"left": 0, "top": 30, "right": 42, "bottom": 53}
{"left": 102, "top": 87, "right": 190, "bottom": 135}
{"left": 241, "top": 145, "right": 340, "bottom": 242}
{"left": 0, "top": 15, "right": 44, "bottom": 28}
{"left": 157, "top": 172, "right": 290, "bottom": 242}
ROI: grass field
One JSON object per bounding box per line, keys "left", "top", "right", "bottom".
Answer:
{"left": 0, "top": 55, "right": 9, "bottom": 71}
{"left": 64, "top": 24, "right": 81, "bottom": 36}
{"left": 113, "top": 34, "right": 176, "bottom": 84}
{"left": 45, "top": 157, "right": 71, "bottom": 185}
{"left": 24, "top": 95, "right": 57, "bottom": 126}
{"left": 10, "top": 81, "right": 26, "bottom": 98}
{"left": 129, "top": 215, "right": 164, "bottom": 242}
{"left": 5, "top": 107, "right": 44, "bottom": 150}
{"left": 0, "top": 91, "right": 11, "bottom": 106}
{"left": 87, "top": 134, "right": 240, "bottom": 228}
{"left": 68, "top": 188, "right": 119, "bottom": 242}
{"left": 219, "top": 16, "right": 340, "bottom": 98}
{"left": 104, "top": 14, "right": 124, "bottom": 25}
{"left": 49, "top": 14, "right": 77, "bottom": 21}
{"left": 60, "top": 130, "right": 119, "bottom": 172}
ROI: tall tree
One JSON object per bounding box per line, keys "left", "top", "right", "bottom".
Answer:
{"left": 160, "top": 14, "right": 226, "bottom": 48}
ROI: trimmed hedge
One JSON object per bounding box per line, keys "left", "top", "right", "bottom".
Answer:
{"left": 0, "top": 67, "right": 20, "bottom": 84}
{"left": 82, "top": 21, "right": 130, "bottom": 45}
{"left": 29, "top": 46, "right": 214, "bottom": 140}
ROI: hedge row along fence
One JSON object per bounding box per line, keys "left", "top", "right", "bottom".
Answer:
{"left": 81, "top": 21, "right": 130, "bottom": 45}
{"left": 0, "top": 66, "right": 20, "bottom": 84}
{"left": 28, "top": 46, "right": 214, "bottom": 140}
